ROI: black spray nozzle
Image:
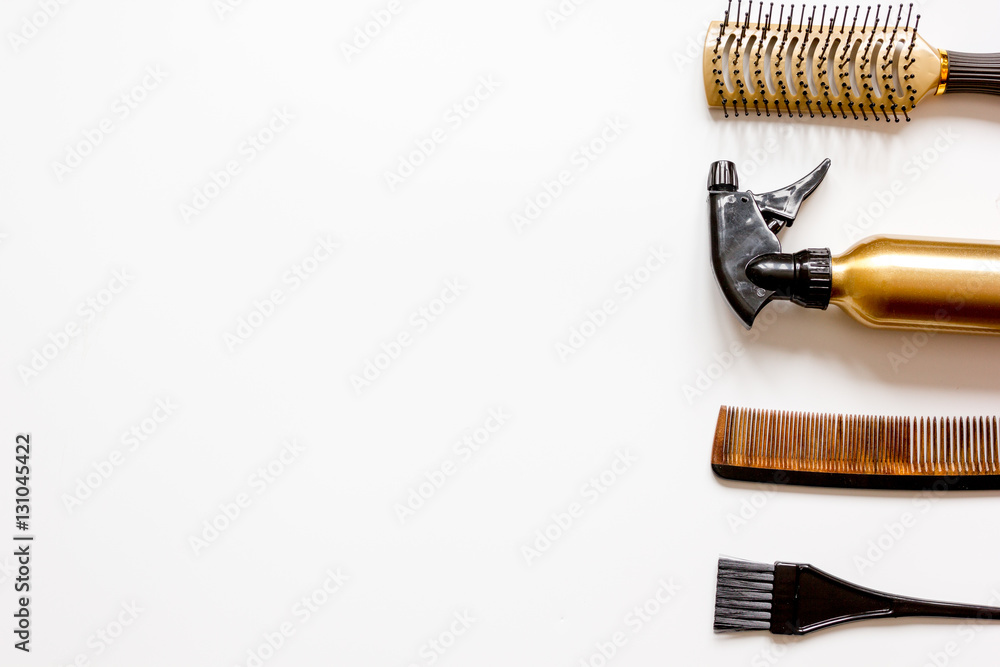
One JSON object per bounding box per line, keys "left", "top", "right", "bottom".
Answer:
{"left": 708, "top": 159, "right": 833, "bottom": 328}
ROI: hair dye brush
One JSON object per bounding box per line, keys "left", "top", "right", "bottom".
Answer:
{"left": 704, "top": 2, "right": 1000, "bottom": 120}
{"left": 715, "top": 557, "right": 1000, "bottom": 635}
{"left": 708, "top": 158, "right": 1000, "bottom": 334}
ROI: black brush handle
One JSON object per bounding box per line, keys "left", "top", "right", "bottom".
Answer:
{"left": 945, "top": 51, "right": 1000, "bottom": 96}
{"left": 777, "top": 564, "right": 1000, "bottom": 635}
{"left": 893, "top": 597, "right": 1000, "bottom": 622}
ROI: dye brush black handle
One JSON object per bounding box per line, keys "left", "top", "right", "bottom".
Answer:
{"left": 944, "top": 51, "right": 1000, "bottom": 96}
{"left": 891, "top": 596, "right": 1000, "bottom": 622}
{"left": 771, "top": 563, "right": 1000, "bottom": 635}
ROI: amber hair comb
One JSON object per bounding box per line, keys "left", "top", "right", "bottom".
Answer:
{"left": 711, "top": 406, "right": 1000, "bottom": 490}
{"left": 704, "top": 2, "right": 1000, "bottom": 121}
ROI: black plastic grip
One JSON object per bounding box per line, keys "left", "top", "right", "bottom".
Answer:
{"left": 944, "top": 51, "right": 1000, "bottom": 96}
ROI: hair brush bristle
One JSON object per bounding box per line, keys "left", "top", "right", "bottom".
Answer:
{"left": 703, "top": 2, "right": 944, "bottom": 121}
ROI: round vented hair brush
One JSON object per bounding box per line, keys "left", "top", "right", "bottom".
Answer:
{"left": 704, "top": 2, "right": 1000, "bottom": 121}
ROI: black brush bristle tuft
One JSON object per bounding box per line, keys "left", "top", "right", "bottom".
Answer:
{"left": 714, "top": 558, "right": 775, "bottom": 633}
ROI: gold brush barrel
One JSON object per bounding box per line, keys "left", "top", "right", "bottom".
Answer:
{"left": 703, "top": 5, "right": 943, "bottom": 120}
{"left": 831, "top": 236, "right": 1000, "bottom": 334}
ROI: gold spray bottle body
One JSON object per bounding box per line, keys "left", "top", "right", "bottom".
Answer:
{"left": 830, "top": 236, "right": 1000, "bottom": 334}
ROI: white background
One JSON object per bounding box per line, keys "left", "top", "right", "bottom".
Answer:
{"left": 3, "top": 0, "right": 1000, "bottom": 665}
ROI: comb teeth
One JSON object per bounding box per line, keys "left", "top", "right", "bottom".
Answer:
{"left": 712, "top": 406, "right": 1000, "bottom": 481}
{"left": 714, "top": 558, "right": 774, "bottom": 632}
{"left": 704, "top": 3, "right": 942, "bottom": 121}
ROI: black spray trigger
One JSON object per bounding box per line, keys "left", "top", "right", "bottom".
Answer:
{"left": 708, "top": 159, "right": 833, "bottom": 329}
{"left": 753, "top": 159, "right": 831, "bottom": 234}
